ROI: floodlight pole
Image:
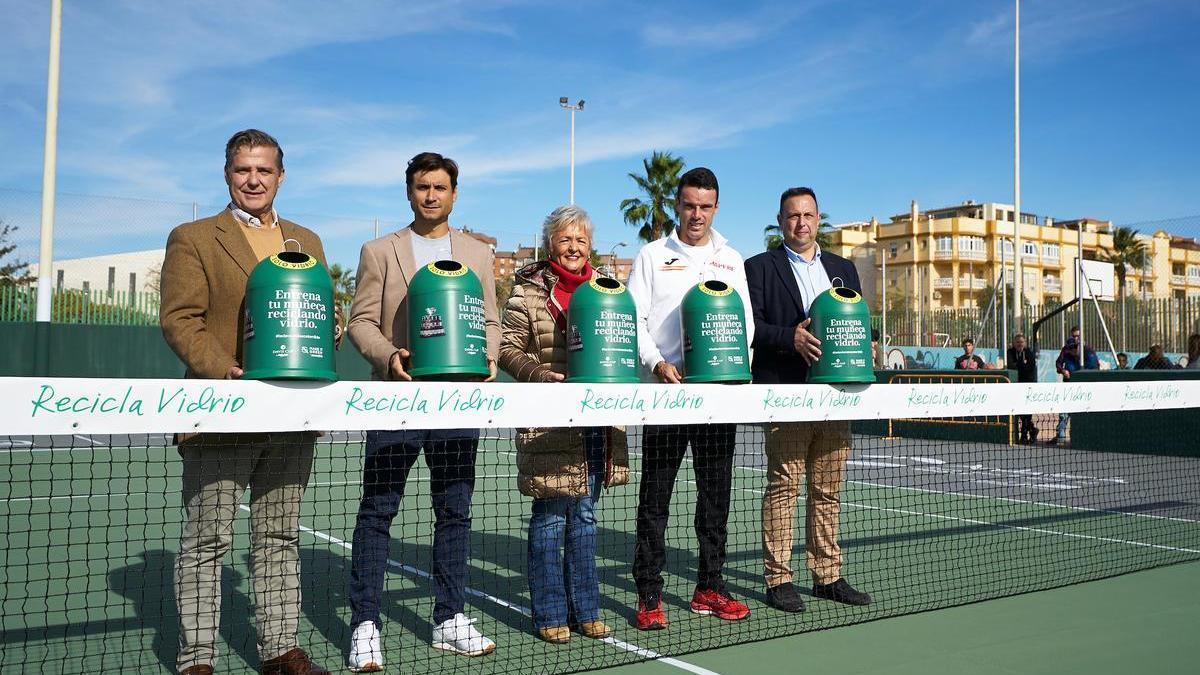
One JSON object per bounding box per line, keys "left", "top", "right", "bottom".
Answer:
{"left": 1013, "top": 0, "right": 1023, "bottom": 336}
{"left": 34, "top": 0, "right": 63, "bottom": 376}
{"left": 559, "top": 97, "right": 585, "bottom": 204}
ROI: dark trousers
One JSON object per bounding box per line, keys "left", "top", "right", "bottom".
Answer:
{"left": 1017, "top": 414, "right": 1037, "bottom": 441}
{"left": 633, "top": 423, "right": 736, "bottom": 598}
{"left": 349, "top": 428, "right": 479, "bottom": 627}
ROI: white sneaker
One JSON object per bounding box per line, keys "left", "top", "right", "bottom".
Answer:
{"left": 348, "top": 620, "right": 383, "bottom": 672}
{"left": 431, "top": 613, "right": 496, "bottom": 657}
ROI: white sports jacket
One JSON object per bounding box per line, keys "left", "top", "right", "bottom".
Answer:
{"left": 625, "top": 227, "right": 754, "bottom": 378}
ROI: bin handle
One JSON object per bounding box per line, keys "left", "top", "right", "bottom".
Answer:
{"left": 283, "top": 238, "right": 302, "bottom": 253}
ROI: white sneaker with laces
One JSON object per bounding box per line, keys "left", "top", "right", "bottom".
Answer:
{"left": 348, "top": 620, "right": 383, "bottom": 672}
{"left": 431, "top": 613, "right": 496, "bottom": 657}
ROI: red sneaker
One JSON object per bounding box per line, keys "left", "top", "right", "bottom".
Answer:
{"left": 690, "top": 588, "right": 750, "bottom": 620}
{"left": 636, "top": 594, "right": 669, "bottom": 631}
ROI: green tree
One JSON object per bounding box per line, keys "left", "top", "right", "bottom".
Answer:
{"left": 329, "top": 263, "right": 356, "bottom": 309}
{"left": 495, "top": 276, "right": 515, "bottom": 314}
{"left": 620, "top": 151, "right": 684, "bottom": 243}
{"left": 1097, "top": 226, "right": 1148, "bottom": 302}
{"left": 763, "top": 213, "right": 833, "bottom": 251}
{"left": 1, "top": 221, "right": 32, "bottom": 286}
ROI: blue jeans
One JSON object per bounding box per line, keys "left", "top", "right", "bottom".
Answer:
{"left": 528, "top": 429, "right": 605, "bottom": 629}
{"left": 349, "top": 428, "right": 478, "bottom": 627}
{"left": 1056, "top": 412, "right": 1070, "bottom": 439}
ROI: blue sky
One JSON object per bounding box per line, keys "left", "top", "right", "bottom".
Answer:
{"left": 2, "top": 0, "right": 1198, "bottom": 268}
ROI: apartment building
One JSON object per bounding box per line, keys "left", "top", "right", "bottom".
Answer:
{"left": 827, "top": 200, "right": 1200, "bottom": 310}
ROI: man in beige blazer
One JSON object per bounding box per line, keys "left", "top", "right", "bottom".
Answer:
{"left": 345, "top": 152, "right": 500, "bottom": 671}
{"left": 160, "top": 129, "right": 331, "bottom": 675}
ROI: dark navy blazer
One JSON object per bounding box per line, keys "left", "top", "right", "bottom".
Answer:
{"left": 745, "top": 246, "right": 862, "bottom": 384}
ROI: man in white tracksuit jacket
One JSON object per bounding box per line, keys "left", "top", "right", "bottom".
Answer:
{"left": 625, "top": 167, "right": 754, "bottom": 630}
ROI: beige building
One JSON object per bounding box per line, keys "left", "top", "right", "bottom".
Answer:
{"left": 827, "top": 200, "right": 1200, "bottom": 310}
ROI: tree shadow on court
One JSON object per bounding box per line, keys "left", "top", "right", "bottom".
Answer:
{"left": 108, "top": 549, "right": 259, "bottom": 671}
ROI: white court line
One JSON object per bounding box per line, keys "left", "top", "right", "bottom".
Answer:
{"left": 235, "top": 505, "right": 721, "bottom": 675}
{"left": 309, "top": 474, "right": 517, "bottom": 488}
{"left": 2, "top": 492, "right": 132, "bottom": 503}
{"left": 724, "top": 461, "right": 1200, "bottom": 526}
{"left": 683, "top": 479, "right": 1200, "bottom": 556}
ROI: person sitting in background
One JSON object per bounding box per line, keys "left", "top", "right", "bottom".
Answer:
{"left": 1116, "top": 352, "right": 1130, "bottom": 370}
{"left": 954, "top": 338, "right": 987, "bottom": 370}
{"left": 1134, "top": 344, "right": 1179, "bottom": 370}
{"left": 498, "top": 205, "right": 629, "bottom": 644}
{"left": 1051, "top": 326, "right": 1099, "bottom": 445}
{"left": 1006, "top": 334, "right": 1037, "bottom": 443}
{"left": 1187, "top": 334, "right": 1200, "bottom": 370}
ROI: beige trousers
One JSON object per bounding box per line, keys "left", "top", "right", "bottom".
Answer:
{"left": 174, "top": 432, "right": 315, "bottom": 672}
{"left": 762, "top": 421, "right": 852, "bottom": 588}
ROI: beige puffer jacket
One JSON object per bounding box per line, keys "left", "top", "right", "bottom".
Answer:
{"left": 499, "top": 261, "right": 630, "bottom": 498}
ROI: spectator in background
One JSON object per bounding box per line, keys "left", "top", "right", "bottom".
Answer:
{"left": 1116, "top": 352, "right": 1130, "bottom": 370}
{"left": 1006, "top": 334, "right": 1038, "bottom": 443}
{"left": 954, "top": 338, "right": 987, "bottom": 370}
{"left": 1135, "top": 344, "right": 1179, "bottom": 370}
{"left": 1187, "top": 334, "right": 1200, "bottom": 370}
{"left": 871, "top": 329, "right": 886, "bottom": 369}
{"left": 1051, "top": 326, "right": 1099, "bottom": 445}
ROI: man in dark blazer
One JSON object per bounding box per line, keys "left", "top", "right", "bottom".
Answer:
{"left": 745, "top": 186, "right": 872, "bottom": 613}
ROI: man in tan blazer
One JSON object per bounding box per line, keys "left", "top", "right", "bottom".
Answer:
{"left": 160, "top": 129, "right": 331, "bottom": 675}
{"left": 345, "top": 152, "right": 500, "bottom": 671}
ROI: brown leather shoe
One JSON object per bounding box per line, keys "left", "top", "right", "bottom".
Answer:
{"left": 576, "top": 620, "right": 613, "bottom": 639}
{"left": 261, "top": 648, "right": 330, "bottom": 675}
{"left": 179, "top": 667, "right": 214, "bottom": 675}
{"left": 537, "top": 625, "right": 570, "bottom": 644}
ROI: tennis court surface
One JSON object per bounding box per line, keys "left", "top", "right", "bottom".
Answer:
{"left": 2, "top": 377, "right": 1198, "bottom": 673}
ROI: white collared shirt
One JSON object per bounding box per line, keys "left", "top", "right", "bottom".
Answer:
{"left": 229, "top": 202, "right": 279, "bottom": 229}
{"left": 784, "top": 242, "right": 832, "bottom": 314}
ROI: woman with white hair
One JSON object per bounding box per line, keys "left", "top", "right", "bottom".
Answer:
{"left": 498, "top": 205, "right": 629, "bottom": 643}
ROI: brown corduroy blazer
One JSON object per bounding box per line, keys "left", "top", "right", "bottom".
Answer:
{"left": 160, "top": 209, "right": 329, "bottom": 379}
{"left": 347, "top": 226, "right": 500, "bottom": 380}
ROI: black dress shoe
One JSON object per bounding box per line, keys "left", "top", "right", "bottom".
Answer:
{"left": 812, "top": 578, "right": 872, "bottom": 606}
{"left": 765, "top": 582, "right": 806, "bottom": 613}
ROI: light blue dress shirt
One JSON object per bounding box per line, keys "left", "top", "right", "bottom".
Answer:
{"left": 784, "top": 243, "right": 832, "bottom": 314}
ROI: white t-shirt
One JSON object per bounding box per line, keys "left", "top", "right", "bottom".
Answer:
{"left": 410, "top": 231, "right": 452, "bottom": 269}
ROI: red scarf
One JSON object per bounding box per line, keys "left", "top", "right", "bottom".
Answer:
{"left": 547, "top": 260, "right": 591, "bottom": 327}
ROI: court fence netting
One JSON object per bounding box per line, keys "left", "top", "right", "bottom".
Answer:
{"left": 2, "top": 376, "right": 1199, "bottom": 673}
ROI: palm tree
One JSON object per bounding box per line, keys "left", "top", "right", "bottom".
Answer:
{"left": 763, "top": 213, "right": 833, "bottom": 251}
{"left": 329, "top": 263, "right": 356, "bottom": 309}
{"left": 620, "top": 151, "right": 684, "bottom": 243}
{"left": 1098, "top": 226, "right": 1148, "bottom": 302}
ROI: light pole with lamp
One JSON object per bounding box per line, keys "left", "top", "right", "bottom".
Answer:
{"left": 559, "top": 97, "right": 585, "bottom": 204}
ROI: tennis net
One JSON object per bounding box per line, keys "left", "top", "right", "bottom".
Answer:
{"left": 2, "top": 376, "right": 1199, "bottom": 673}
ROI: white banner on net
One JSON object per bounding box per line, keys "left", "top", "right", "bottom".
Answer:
{"left": 3, "top": 377, "right": 1198, "bottom": 436}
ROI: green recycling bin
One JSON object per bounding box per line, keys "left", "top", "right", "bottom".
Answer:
{"left": 407, "top": 260, "right": 490, "bottom": 380}
{"left": 807, "top": 286, "right": 874, "bottom": 384}
{"left": 242, "top": 250, "right": 338, "bottom": 381}
{"left": 680, "top": 280, "right": 751, "bottom": 383}
{"left": 566, "top": 277, "right": 639, "bottom": 383}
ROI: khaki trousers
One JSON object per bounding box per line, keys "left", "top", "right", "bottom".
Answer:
{"left": 762, "top": 421, "right": 852, "bottom": 588}
{"left": 175, "top": 432, "right": 315, "bottom": 672}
